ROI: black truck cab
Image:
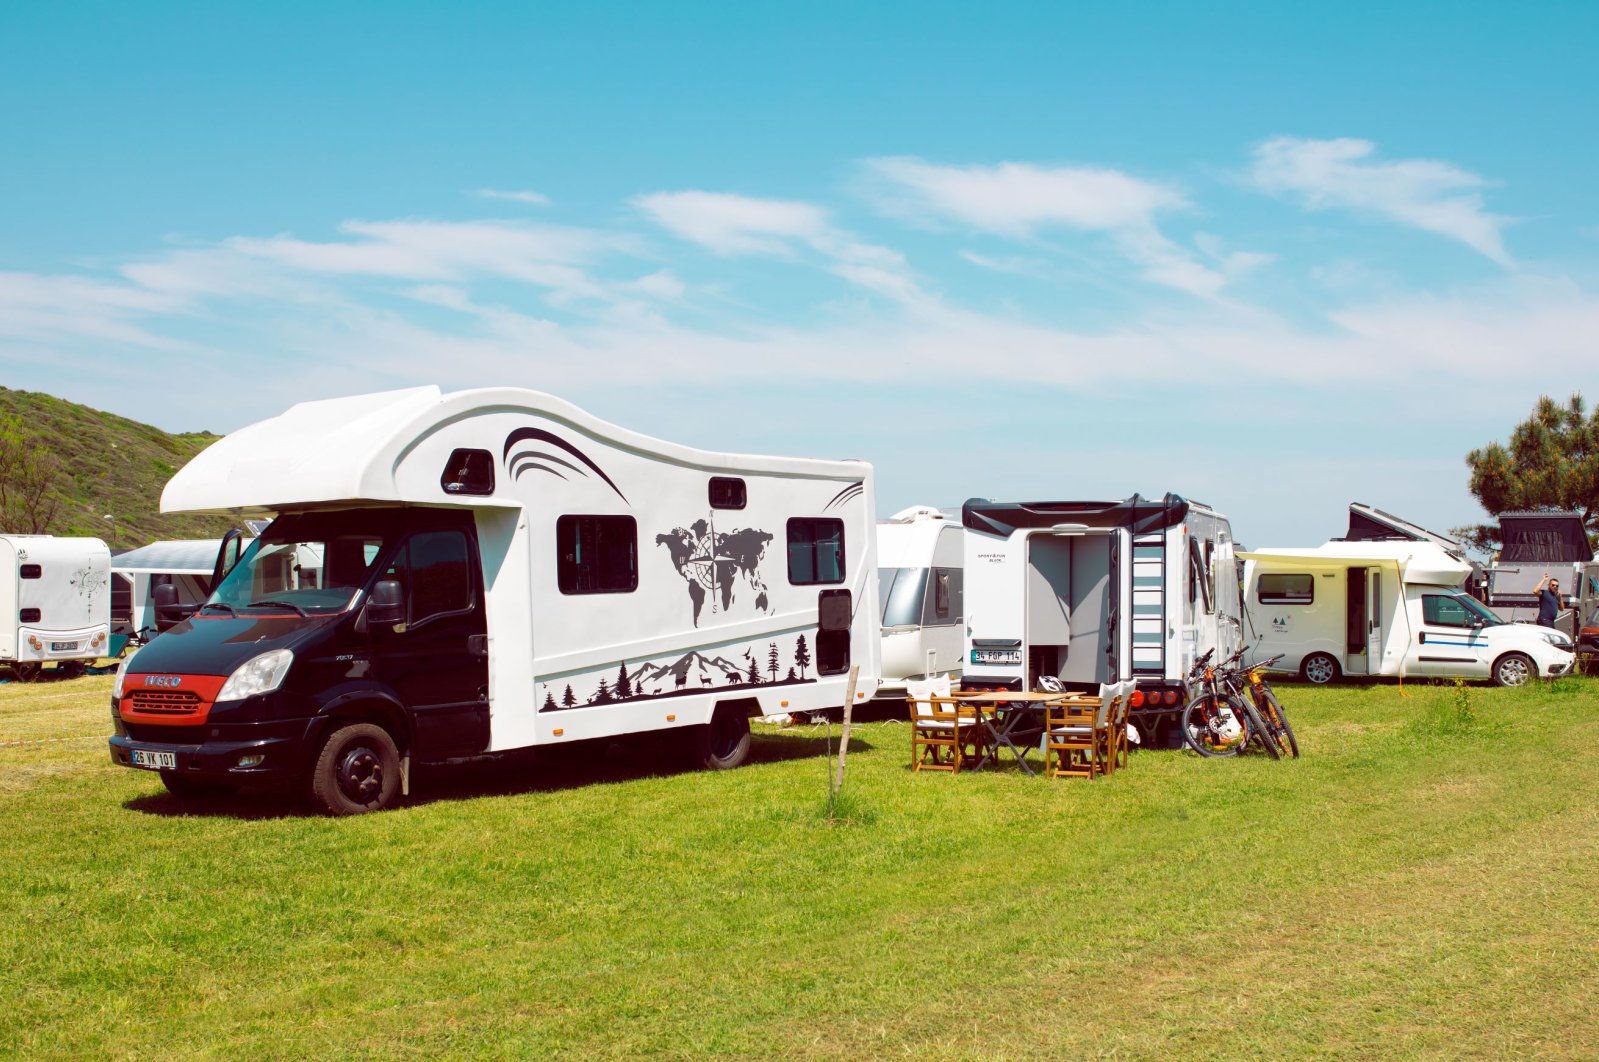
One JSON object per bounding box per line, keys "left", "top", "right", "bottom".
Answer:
{"left": 109, "top": 507, "right": 489, "bottom": 813}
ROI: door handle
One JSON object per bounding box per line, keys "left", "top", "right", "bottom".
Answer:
{"left": 468, "top": 634, "right": 488, "bottom": 657}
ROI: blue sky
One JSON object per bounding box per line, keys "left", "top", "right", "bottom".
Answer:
{"left": 3, "top": 2, "right": 1596, "bottom": 548}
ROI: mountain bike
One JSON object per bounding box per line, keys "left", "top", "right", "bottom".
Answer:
{"left": 1244, "top": 653, "right": 1299, "bottom": 758}
{"left": 1181, "top": 647, "right": 1278, "bottom": 759}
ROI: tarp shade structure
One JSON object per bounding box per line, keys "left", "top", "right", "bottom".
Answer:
{"left": 111, "top": 540, "right": 221, "bottom": 576}
{"left": 1236, "top": 548, "right": 1469, "bottom": 587}
{"left": 1497, "top": 512, "right": 1592, "bottom": 563}
{"left": 963, "top": 493, "right": 1192, "bottom": 538}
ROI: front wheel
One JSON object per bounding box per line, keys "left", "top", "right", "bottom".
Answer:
{"left": 1258, "top": 688, "right": 1299, "bottom": 757}
{"left": 1181, "top": 694, "right": 1248, "bottom": 757}
{"left": 1493, "top": 652, "right": 1535, "bottom": 688}
{"left": 309, "top": 723, "right": 401, "bottom": 815}
{"left": 1301, "top": 653, "right": 1341, "bottom": 685}
{"left": 1239, "top": 699, "right": 1281, "bottom": 759}
{"left": 687, "top": 708, "right": 752, "bottom": 770}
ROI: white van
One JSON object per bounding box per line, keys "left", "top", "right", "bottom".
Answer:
{"left": 876, "top": 506, "right": 963, "bottom": 694}
{"left": 1, "top": 535, "right": 112, "bottom": 679}
{"left": 1240, "top": 542, "right": 1574, "bottom": 686}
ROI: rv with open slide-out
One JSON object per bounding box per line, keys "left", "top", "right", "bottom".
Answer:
{"left": 108, "top": 386, "right": 880, "bottom": 813}
{"left": 876, "top": 506, "right": 964, "bottom": 696}
{"left": 1, "top": 535, "right": 112, "bottom": 680}
{"left": 1240, "top": 541, "right": 1574, "bottom": 686}
{"left": 961, "top": 494, "right": 1241, "bottom": 744}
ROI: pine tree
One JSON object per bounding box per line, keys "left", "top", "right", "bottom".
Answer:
{"left": 746, "top": 657, "right": 762, "bottom": 684}
{"left": 1461, "top": 392, "right": 1599, "bottom": 552}
{"left": 785, "top": 666, "right": 796, "bottom": 682}
{"left": 615, "top": 661, "right": 631, "bottom": 700}
{"left": 594, "top": 678, "right": 612, "bottom": 703}
{"left": 768, "top": 642, "right": 780, "bottom": 682}
{"left": 542, "top": 690, "right": 557, "bottom": 712}
{"left": 562, "top": 684, "right": 576, "bottom": 708}
{"left": 794, "top": 634, "right": 811, "bottom": 678}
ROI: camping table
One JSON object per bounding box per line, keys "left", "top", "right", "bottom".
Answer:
{"left": 953, "top": 691, "right": 1100, "bottom": 776}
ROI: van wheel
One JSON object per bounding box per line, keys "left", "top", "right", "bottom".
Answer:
{"left": 689, "top": 708, "right": 751, "bottom": 770}
{"left": 310, "top": 723, "right": 400, "bottom": 815}
{"left": 1493, "top": 652, "right": 1535, "bottom": 688}
{"left": 159, "top": 771, "right": 238, "bottom": 799}
{"left": 1301, "top": 653, "right": 1341, "bottom": 685}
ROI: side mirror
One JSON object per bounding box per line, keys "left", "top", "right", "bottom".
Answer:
{"left": 153, "top": 583, "right": 188, "bottom": 631}
{"left": 366, "top": 579, "right": 405, "bottom": 629}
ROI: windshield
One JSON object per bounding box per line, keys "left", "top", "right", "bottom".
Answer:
{"left": 207, "top": 513, "right": 389, "bottom": 615}
{"left": 880, "top": 566, "right": 929, "bottom": 627}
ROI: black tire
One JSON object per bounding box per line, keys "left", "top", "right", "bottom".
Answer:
{"left": 58, "top": 660, "right": 89, "bottom": 680}
{"left": 1260, "top": 688, "right": 1299, "bottom": 757}
{"left": 309, "top": 722, "right": 401, "bottom": 815}
{"left": 1301, "top": 653, "right": 1341, "bottom": 685}
{"left": 1239, "top": 699, "right": 1281, "bottom": 759}
{"left": 1181, "top": 693, "right": 1247, "bottom": 757}
{"left": 1493, "top": 651, "right": 1535, "bottom": 688}
{"left": 688, "top": 707, "right": 752, "bottom": 770}
{"left": 159, "top": 771, "right": 238, "bottom": 799}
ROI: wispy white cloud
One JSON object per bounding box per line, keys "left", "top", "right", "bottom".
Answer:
{"left": 864, "top": 157, "right": 1254, "bottom": 298}
{"left": 1248, "top": 137, "right": 1513, "bottom": 265}
{"left": 473, "top": 188, "right": 551, "bottom": 206}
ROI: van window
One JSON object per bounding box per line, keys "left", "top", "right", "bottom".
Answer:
{"left": 441, "top": 448, "right": 495, "bottom": 496}
{"left": 557, "top": 515, "right": 638, "bottom": 594}
{"left": 709, "top": 477, "right": 747, "bottom": 510}
{"left": 1422, "top": 594, "right": 1475, "bottom": 628}
{"left": 1257, "top": 574, "right": 1313, "bottom": 604}
{"left": 787, "top": 518, "right": 845, "bottom": 585}
{"left": 407, "top": 531, "right": 473, "bottom": 621}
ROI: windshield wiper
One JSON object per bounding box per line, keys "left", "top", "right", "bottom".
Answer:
{"left": 198, "top": 602, "right": 234, "bottom": 614}
{"left": 247, "top": 599, "right": 309, "bottom": 617}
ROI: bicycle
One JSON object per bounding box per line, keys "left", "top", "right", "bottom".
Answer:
{"left": 1243, "top": 653, "right": 1299, "bottom": 758}
{"left": 1181, "top": 647, "right": 1278, "bottom": 759}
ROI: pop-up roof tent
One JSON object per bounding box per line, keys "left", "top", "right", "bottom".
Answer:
{"left": 1336, "top": 502, "right": 1484, "bottom": 595}
{"left": 1489, "top": 511, "right": 1594, "bottom": 617}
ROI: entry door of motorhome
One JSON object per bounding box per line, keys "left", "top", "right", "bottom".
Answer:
{"left": 1345, "top": 568, "right": 1369, "bottom": 675}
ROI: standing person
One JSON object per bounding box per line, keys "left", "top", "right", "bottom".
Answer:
{"left": 1534, "top": 571, "right": 1562, "bottom": 628}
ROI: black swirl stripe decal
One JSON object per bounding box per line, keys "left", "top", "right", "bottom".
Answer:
{"left": 502, "top": 427, "right": 629, "bottom": 502}
{"left": 823, "top": 481, "right": 864, "bottom": 510}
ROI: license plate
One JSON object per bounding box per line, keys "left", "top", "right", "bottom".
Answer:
{"left": 51, "top": 641, "right": 79, "bottom": 652}
{"left": 972, "top": 649, "right": 1023, "bottom": 665}
{"left": 130, "top": 749, "right": 177, "bottom": 770}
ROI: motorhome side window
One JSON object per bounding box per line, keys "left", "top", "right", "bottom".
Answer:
{"left": 380, "top": 531, "right": 473, "bottom": 624}
{"left": 1422, "top": 594, "right": 1475, "bottom": 628}
{"left": 787, "top": 518, "right": 845, "bottom": 585}
{"left": 441, "top": 448, "right": 495, "bottom": 496}
{"left": 557, "top": 515, "right": 638, "bottom": 594}
{"left": 1257, "top": 574, "right": 1313, "bottom": 604}
{"left": 709, "top": 477, "right": 746, "bottom": 510}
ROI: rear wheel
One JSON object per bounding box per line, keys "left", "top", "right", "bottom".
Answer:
{"left": 159, "top": 771, "right": 238, "bottom": 799}
{"left": 1240, "top": 699, "right": 1281, "bottom": 759}
{"left": 688, "top": 708, "right": 751, "bottom": 770}
{"left": 1301, "top": 653, "right": 1340, "bottom": 685}
{"left": 309, "top": 723, "right": 401, "bottom": 815}
{"left": 1181, "top": 694, "right": 1248, "bottom": 757}
{"left": 1493, "top": 652, "right": 1535, "bottom": 688}
{"left": 1259, "top": 689, "right": 1299, "bottom": 757}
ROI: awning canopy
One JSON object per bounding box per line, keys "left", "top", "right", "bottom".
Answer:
{"left": 111, "top": 539, "right": 221, "bottom": 576}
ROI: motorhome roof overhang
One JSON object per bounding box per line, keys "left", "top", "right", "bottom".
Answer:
{"left": 962, "top": 493, "right": 1191, "bottom": 538}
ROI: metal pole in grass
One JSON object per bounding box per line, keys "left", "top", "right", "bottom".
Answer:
{"left": 828, "top": 664, "right": 860, "bottom": 818}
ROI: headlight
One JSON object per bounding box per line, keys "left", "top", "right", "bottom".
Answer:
{"left": 111, "top": 646, "right": 141, "bottom": 700}
{"left": 217, "top": 649, "right": 294, "bottom": 701}
{"left": 1539, "top": 630, "right": 1572, "bottom": 649}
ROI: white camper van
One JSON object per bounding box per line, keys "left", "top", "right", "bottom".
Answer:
{"left": 109, "top": 386, "right": 880, "bottom": 812}
{"left": 1240, "top": 541, "right": 1574, "bottom": 686}
{"left": 876, "top": 506, "right": 964, "bottom": 694}
{"left": 962, "top": 494, "right": 1241, "bottom": 735}
{"left": 1, "top": 535, "right": 112, "bottom": 680}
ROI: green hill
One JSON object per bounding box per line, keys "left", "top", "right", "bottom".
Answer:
{"left": 0, "top": 387, "right": 236, "bottom": 549}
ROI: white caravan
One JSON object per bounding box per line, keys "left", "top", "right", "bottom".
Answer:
{"left": 962, "top": 494, "right": 1241, "bottom": 737}
{"left": 1240, "top": 541, "right": 1574, "bottom": 686}
{"left": 0, "top": 535, "right": 112, "bottom": 679}
{"left": 110, "top": 386, "right": 880, "bottom": 812}
{"left": 876, "top": 506, "right": 964, "bottom": 694}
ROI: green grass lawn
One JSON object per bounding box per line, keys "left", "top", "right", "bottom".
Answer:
{"left": 3, "top": 675, "right": 1597, "bottom": 1058}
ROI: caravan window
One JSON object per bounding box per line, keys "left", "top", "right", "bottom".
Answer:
{"left": 787, "top": 518, "right": 845, "bottom": 585}
{"left": 440, "top": 449, "right": 495, "bottom": 496}
{"left": 557, "top": 515, "right": 638, "bottom": 594}
{"left": 879, "top": 568, "right": 924, "bottom": 627}
{"left": 709, "top": 477, "right": 747, "bottom": 510}
{"left": 1257, "top": 574, "right": 1314, "bottom": 604}
{"left": 19, "top": 564, "right": 41, "bottom": 580}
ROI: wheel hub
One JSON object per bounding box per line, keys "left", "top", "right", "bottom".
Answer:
{"left": 337, "top": 746, "right": 383, "bottom": 802}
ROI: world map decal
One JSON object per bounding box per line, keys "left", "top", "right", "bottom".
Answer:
{"left": 656, "top": 517, "right": 774, "bottom": 627}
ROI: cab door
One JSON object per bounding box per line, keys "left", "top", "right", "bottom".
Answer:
{"left": 1411, "top": 591, "right": 1491, "bottom": 678}
{"left": 372, "top": 526, "right": 490, "bottom": 758}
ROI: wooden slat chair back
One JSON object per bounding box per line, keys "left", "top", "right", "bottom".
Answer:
{"left": 1044, "top": 682, "right": 1115, "bottom": 780}
{"left": 907, "top": 677, "right": 980, "bottom": 773}
{"left": 1107, "top": 680, "right": 1135, "bottom": 772}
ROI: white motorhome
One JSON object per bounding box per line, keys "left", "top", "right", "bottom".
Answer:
{"left": 1, "top": 535, "right": 112, "bottom": 680}
{"left": 109, "top": 386, "right": 880, "bottom": 812}
{"left": 1240, "top": 541, "right": 1574, "bottom": 686}
{"left": 962, "top": 494, "right": 1241, "bottom": 737}
{"left": 876, "top": 506, "right": 964, "bottom": 694}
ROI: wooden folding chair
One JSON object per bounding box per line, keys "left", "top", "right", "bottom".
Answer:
{"left": 907, "top": 679, "right": 983, "bottom": 773}
{"left": 1044, "top": 684, "right": 1115, "bottom": 780}
{"left": 1107, "top": 680, "right": 1135, "bottom": 773}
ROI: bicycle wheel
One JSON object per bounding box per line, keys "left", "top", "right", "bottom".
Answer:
{"left": 1239, "top": 696, "right": 1281, "bottom": 759}
{"left": 1260, "top": 687, "right": 1299, "bottom": 758}
{"left": 1181, "top": 693, "right": 1248, "bottom": 757}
